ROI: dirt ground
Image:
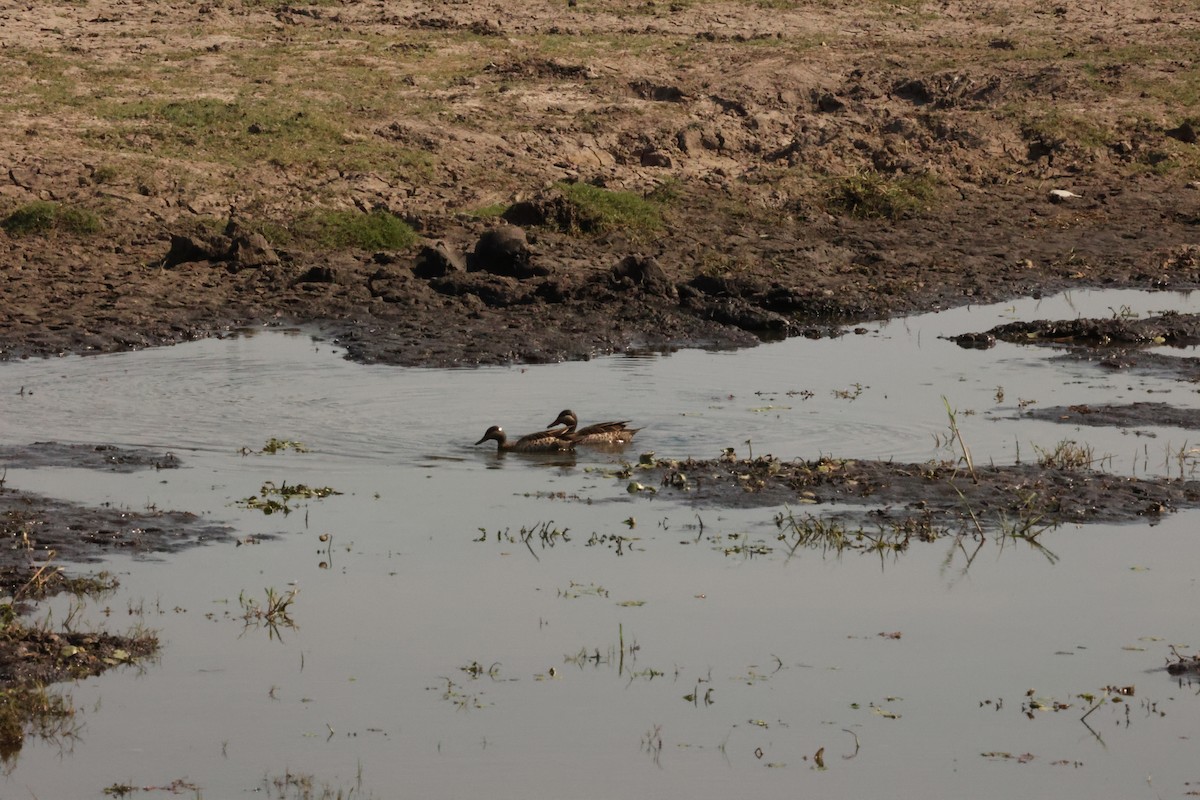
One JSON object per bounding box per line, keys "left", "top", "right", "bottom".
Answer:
{"left": 2, "top": 0, "right": 1199, "bottom": 365}
{"left": 2, "top": 0, "right": 1200, "bottom": 715}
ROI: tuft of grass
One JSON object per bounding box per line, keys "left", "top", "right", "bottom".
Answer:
{"left": 1035, "top": 439, "right": 1094, "bottom": 470}
{"left": 1022, "top": 109, "right": 1114, "bottom": 151}
{"left": 824, "top": 171, "right": 937, "bottom": 220}
{"left": 290, "top": 208, "right": 417, "bottom": 251}
{"left": 555, "top": 181, "right": 665, "bottom": 237}
{"left": 2, "top": 201, "right": 102, "bottom": 236}
{"left": 467, "top": 202, "right": 509, "bottom": 218}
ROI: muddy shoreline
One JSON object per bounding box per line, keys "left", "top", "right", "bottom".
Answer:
{"left": 4, "top": 1, "right": 1200, "bottom": 366}
{"left": 0, "top": 444, "right": 231, "bottom": 733}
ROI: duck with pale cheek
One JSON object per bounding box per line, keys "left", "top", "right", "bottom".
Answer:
{"left": 474, "top": 424, "right": 574, "bottom": 453}
{"left": 547, "top": 409, "right": 641, "bottom": 446}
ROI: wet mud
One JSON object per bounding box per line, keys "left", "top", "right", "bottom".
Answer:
{"left": 0, "top": 445, "right": 230, "bottom": 694}
{"left": 629, "top": 455, "right": 1200, "bottom": 527}
{"left": 953, "top": 312, "right": 1200, "bottom": 350}
{"left": 1051, "top": 349, "right": 1200, "bottom": 383}
{"left": 1024, "top": 402, "right": 1200, "bottom": 431}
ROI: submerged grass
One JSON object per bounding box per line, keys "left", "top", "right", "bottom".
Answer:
{"left": 0, "top": 685, "right": 78, "bottom": 766}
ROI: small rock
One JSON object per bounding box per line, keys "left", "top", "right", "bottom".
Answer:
{"left": 230, "top": 232, "right": 280, "bottom": 269}
{"left": 163, "top": 232, "right": 231, "bottom": 267}
{"left": 9, "top": 167, "right": 36, "bottom": 189}
{"left": 610, "top": 254, "right": 677, "bottom": 300}
{"left": 816, "top": 93, "right": 845, "bottom": 113}
{"left": 297, "top": 265, "right": 337, "bottom": 284}
{"left": 950, "top": 332, "right": 997, "bottom": 350}
{"left": 413, "top": 240, "right": 466, "bottom": 279}
{"left": 470, "top": 225, "right": 547, "bottom": 279}
{"left": 1166, "top": 121, "right": 1198, "bottom": 144}
{"left": 640, "top": 150, "right": 673, "bottom": 168}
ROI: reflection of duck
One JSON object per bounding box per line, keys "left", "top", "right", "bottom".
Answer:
{"left": 547, "top": 409, "right": 641, "bottom": 446}
{"left": 475, "top": 425, "right": 574, "bottom": 453}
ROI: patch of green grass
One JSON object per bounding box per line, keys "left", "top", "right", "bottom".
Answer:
{"left": 1035, "top": 439, "right": 1094, "bottom": 470}
{"left": 823, "top": 171, "right": 938, "bottom": 220}
{"left": 99, "top": 97, "right": 433, "bottom": 180}
{"left": 291, "top": 208, "right": 418, "bottom": 251}
{"left": 1, "top": 201, "right": 102, "bottom": 236}
{"left": 555, "top": 181, "right": 665, "bottom": 237}
{"left": 467, "top": 202, "right": 509, "bottom": 218}
{"left": 1022, "top": 109, "right": 1114, "bottom": 150}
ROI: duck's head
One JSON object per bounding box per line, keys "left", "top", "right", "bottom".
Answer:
{"left": 475, "top": 425, "right": 505, "bottom": 445}
{"left": 547, "top": 409, "right": 577, "bottom": 428}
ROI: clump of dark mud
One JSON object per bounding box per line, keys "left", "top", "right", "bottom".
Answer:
{"left": 1049, "top": 349, "right": 1200, "bottom": 382}
{"left": 1166, "top": 646, "right": 1200, "bottom": 676}
{"left": 952, "top": 312, "right": 1200, "bottom": 349}
{"left": 1024, "top": 402, "right": 1200, "bottom": 430}
{"left": 625, "top": 454, "right": 1200, "bottom": 525}
{"left": 0, "top": 442, "right": 181, "bottom": 473}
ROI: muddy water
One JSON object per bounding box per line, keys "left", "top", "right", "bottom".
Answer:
{"left": 2, "top": 290, "right": 1199, "bottom": 799}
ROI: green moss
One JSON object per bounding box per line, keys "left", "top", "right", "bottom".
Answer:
{"left": 1, "top": 201, "right": 102, "bottom": 236}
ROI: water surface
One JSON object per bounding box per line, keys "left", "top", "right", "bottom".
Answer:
{"left": 1, "top": 289, "right": 1198, "bottom": 799}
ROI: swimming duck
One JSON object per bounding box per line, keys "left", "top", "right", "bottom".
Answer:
{"left": 547, "top": 409, "right": 641, "bottom": 446}
{"left": 475, "top": 424, "right": 575, "bottom": 453}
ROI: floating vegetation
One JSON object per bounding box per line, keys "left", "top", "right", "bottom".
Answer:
{"left": 832, "top": 382, "right": 866, "bottom": 401}
{"left": 248, "top": 438, "right": 310, "bottom": 455}
{"left": 558, "top": 582, "right": 608, "bottom": 599}
{"left": 775, "top": 509, "right": 947, "bottom": 559}
{"left": 429, "top": 677, "right": 491, "bottom": 711}
{"left": 260, "top": 769, "right": 370, "bottom": 800}
{"left": 474, "top": 522, "right": 639, "bottom": 558}
{"left": 235, "top": 481, "right": 341, "bottom": 515}
{"left": 585, "top": 532, "right": 640, "bottom": 555}
{"left": 683, "top": 683, "right": 714, "bottom": 707}
{"left": 239, "top": 586, "right": 298, "bottom": 639}
{"left": 475, "top": 520, "right": 569, "bottom": 560}
{"left": 641, "top": 724, "right": 663, "bottom": 767}
{"left": 105, "top": 778, "right": 200, "bottom": 797}
{"left": 717, "top": 531, "right": 773, "bottom": 557}
{"left": 564, "top": 625, "right": 643, "bottom": 678}
{"left": 460, "top": 660, "right": 502, "bottom": 680}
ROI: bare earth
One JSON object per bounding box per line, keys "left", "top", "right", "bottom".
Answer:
{"left": 2, "top": 0, "right": 1199, "bottom": 365}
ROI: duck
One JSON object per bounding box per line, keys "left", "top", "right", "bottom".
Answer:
{"left": 547, "top": 409, "right": 641, "bottom": 446}
{"left": 475, "top": 424, "right": 575, "bottom": 453}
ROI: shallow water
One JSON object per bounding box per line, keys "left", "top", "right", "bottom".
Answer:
{"left": 2, "top": 289, "right": 1199, "bottom": 799}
